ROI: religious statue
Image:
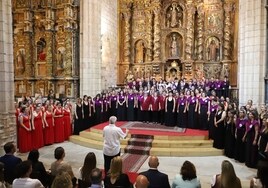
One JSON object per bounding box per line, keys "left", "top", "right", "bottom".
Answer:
{"left": 16, "top": 50, "right": 25, "bottom": 70}
{"left": 135, "top": 41, "right": 145, "bottom": 63}
{"left": 37, "top": 37, "right": 46, "bottom": 61}
{"left": 170, "top": 34, "right": 179, "bottom": 57}
{"left": 57, "top": 49, "right": 64, "bottom": 69}
{"left": 207, "top": 40, "right": 219, "bottom": 61}
{"left": 167, "top": 3, "right": 182, "bottom": 28}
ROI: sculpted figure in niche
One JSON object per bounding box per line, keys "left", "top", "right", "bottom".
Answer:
{"left": 135, "top": 41, "right": 145, "bottom": 63}
{"left": 37, "top": 37, "right": 46, "bottom": 61}
{"left": 170, "top": 34, "right": 179, "bottom": 57}
{"left": 16, "top": 49, "right": 25, "bottom": 70}
{"left": 57, "top": 49, "right": 64, "bottom": 69}
{"left": 168, "top": 3, "right": 182, "bottom": 28}
{"left": 207, "top": 40, "right": 219, "bottom": 61}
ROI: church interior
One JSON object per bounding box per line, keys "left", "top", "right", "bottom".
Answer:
{"left": 0, "top": 0, "right": 267, "bottom": 187}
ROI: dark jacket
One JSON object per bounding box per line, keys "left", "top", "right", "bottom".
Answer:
{"left": 0, "top": 154, "right": 22, "bottom": 184}
{"left": 140, "top": 169, "right": 170, "bottom": 188}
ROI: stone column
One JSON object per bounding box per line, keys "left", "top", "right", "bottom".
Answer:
{"left": 100, "top": 0, "right": 118, "bottom": 90}
{"left": 146, "top": 10, "right": 153, "bottom": 62}
{"left": 0, "top": 0, "right": 16, "bottom": 154}
{"left": 196, "top": 4, "right": 205, "bottom": 61}
{"left": 238, "top": 0, "right": 266, "bottom": 106}
{"left": 223, "top": 2, "right": 233, "bottom": 61}
{"left": 123, "top": 11, "right": 131, "bottom": 64}
{"left": 185, "top": 1, "right": 195, "bottom": 60}
{"left": 80, "top": 0, "right": 101, "bottom": 96}
{"left": 153, "top": 0, "right": 161, "bottom": 62}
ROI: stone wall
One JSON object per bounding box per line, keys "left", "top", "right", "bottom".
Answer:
{"left": 0, "top": 0, "right": 16, "bottom": 155}
{"left": 80, "top": 0, "right": 118, "bottom": 97}
{"left": 238, "top": 0, "right": 267, "bottom": 107}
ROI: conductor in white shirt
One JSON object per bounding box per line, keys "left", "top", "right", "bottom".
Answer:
{"left": 103, "top": 116, "right": 129, "bottom": 174}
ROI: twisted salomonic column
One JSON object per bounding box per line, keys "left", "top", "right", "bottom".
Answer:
{"left": 146, "top": 10, "right": 153, "bottom": 62}
{"left": 153, "top": 1, "right": 161, "bottom": 61}
{"left": 196, "top": 4, "right": 205, "bottom": 60}
{"left": 185, "top": 2, "right": 195, "bottom": 60}
{"left": 123, "top": 12, "right": 131, "bottom": 63}
{"left": 223, "top": 2, "right": 233, "bottom": 61}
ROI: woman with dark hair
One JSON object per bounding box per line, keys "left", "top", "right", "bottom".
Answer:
{"left": 126, "top": 89, "right": 135, "bottom": 121}
{"left": 117, "top": 90, "right": 126, "bottom": 121}
{"left": 0, "top": 162, "right": 6, "bottom": 188}
{"left": 224, "top": 110, "right": 236, "bottom": 158}
{"left": 53, "top": 102, "right": 65, "bottom": 143}
{"left": 82, "top": 95, "right": 90, "bottom": 129}
{"left": 78, "top": 152, "right": 97, "bottom": 188}
{"left": 198, "top": 92, "right": 210, "bottom": 130}
{"left": 250, "top": 160, "right": 268, "bottom": 188}
{"left": 211, "top": 160, "right": 241, "bottom": 188}
{"left": 245, "top": 110, "right": 260, "bottom": 168}
{"left": 27, "top": 149, "right": 49, "bottom": 186}
{"left": 186, "top": 90, "right": 198, "bottom": 129}
{"left": 234, "top": 110, "right": 247, "bottom": 163}
{"left": 31, "top": 106, "right": 44, "bottom": 149}
{"left": 208, "top": 99, "right": 218, "bottom": 139}
{"left": 109, "top": 90, "right": 118, "bottom": 117}
{"left": 43, "top": 105, "right": 54, "bottom": 145}
{"left": 165, "top": 91, "right": 176, "bottom": 127}
{"left": 102, "top": 93, "right": 109, "bottom": 122}
{"left": 63, "top": 103, "right": 72, "bottom": 140}
{"left": 150, "top": 91, "right": 160, "bottom": 123}
{"left": 258, "top": 116, "right": 268, "bottom": 160}
{"left": 172, "top": 160, "right": 201, "bottom": 188}
{"left": 177, "top": 91, "right": 187, "bottom": 130}
{"left": 93, "top": 94, "right": 103, "bottom": 125}
{"left": 213, "top": 103, "right": 226, "bottom": 149}
{"left": 18, "top": 106, "right": 32, "bottom": 153}
{"left": 50, "top": 147, "right": 76, "bottom": 186}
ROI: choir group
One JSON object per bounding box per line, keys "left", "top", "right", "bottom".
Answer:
{"left": 16, "top": 76, "right": 268, "bottom": 170}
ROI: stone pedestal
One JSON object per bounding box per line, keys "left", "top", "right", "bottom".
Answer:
{"left": 238, "top": 0, "right": 266, "bottom": 107}
{"left": 0, "top": 0, "right": 16, "bottom": 155}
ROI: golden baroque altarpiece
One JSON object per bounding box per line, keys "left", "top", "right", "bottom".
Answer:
{"left": 13, "top": 0, "right": 79, "bottom": 98}
{"left": 118, "top": 0, "right": 238, "bottom": 85}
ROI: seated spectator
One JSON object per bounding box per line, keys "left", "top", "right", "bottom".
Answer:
{"left": 89, "top": 168, "right": 102, "bottom": 188}
{"left": 12, "top": 160, "right": 44, "bottom": 188}
{"left": 27, "top": 149, "right": 49, "bottom": 186}
{"left": 0, "top": 162, "right": 6, "bottom": 188}
{"left": 78, "top": 152, "right": 97, "bottom": 188}
{"left": 140, "top": 156, "right": 170, "bottom": 188}
{"left": 104, "top": 156, "right": 132, "bottom": 188}
{"left": 0, "top": 142, "right": 22, "bottom": 185}
{"left": 171, "top": 160, "right": 201, "bottom": 188}
{"left": 250, "top": 160, "right": 268, "bottom": 188}
{"left": 211, "top": 160, "right": 241, "bottom": 188}
{"left": 51, "top": 171, "right": 72, "bottom": 188}
{"left": 50, "top": 147, "right": 76, "bottom": 186}
{"left": 135, "top": 175, "right": 149, "bottom": 188}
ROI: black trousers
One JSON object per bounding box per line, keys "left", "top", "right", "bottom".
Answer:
{"left": 104, "top": 152, "right": 120, "bottom": 175}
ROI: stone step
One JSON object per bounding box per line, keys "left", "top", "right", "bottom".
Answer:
{"left": 152, "top": 139, "right": 213, "bottom": 148}
{"left": 124, "top": 145, "right": 151, "bottom": 155}
{"left": 150, "top": 147, "right": 223, "bottom": 157}
{"left": 128, "top": 138, "right": 153, "bottom": 147}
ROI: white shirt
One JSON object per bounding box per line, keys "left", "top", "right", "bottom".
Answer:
{"left": 103, "top": 124, "right": 127, "bottom": 156}
{"left": 12, "top": 178, "right": 44, "bottom": 188}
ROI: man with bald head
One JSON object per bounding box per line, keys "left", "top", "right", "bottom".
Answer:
{"left": 135, "top": 175, "right": 149, "bottom": 188}
{"left": 139, "top": 156, "right": 170, "bottom": 188}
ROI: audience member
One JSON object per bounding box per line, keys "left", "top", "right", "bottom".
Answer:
{"left": 78, "top": 152, "right": 97, "bottom": 188}
{"left": 27, "top": 149, "right": 49, "bottom": 187}
{"left": 171, "top": 160, "right": 201, "bottom": 188}
{"left": 89, "top": 168, "right": 102, "bottom": 188}
{"left": 135, "top": 175, "right": 149, "bottom": 188}
{"left": 12, "top": 160, "right": 44, "bottom": 188}
{"left": 50, "top": 147, "right": 76, "bottom": 186}
{"left": 0, "top": 142, "right": 22, "bottom": 185}
{"left": 103, "top": 116, "right": 128, "bottom": 174}
{"left": 250, "top": 160, "right": 268, "bottom": 188}
{"left": 211, "top": 160, "right": 241, "bottom": 188}
{"left": 0, "top": 162, "right": 6, "bottom": 188}
{"left": 140, "top": 156, "right": 170, "bottom": 188}
{"left": 51, "top": 171, "right": 72, "bottom": 188}
{"left": 104, "top": 156, "right": 132, "bottom": 188}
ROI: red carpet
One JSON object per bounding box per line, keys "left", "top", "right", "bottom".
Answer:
{"left": 88, "top": 121, "right": 208, "bottom": 136}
